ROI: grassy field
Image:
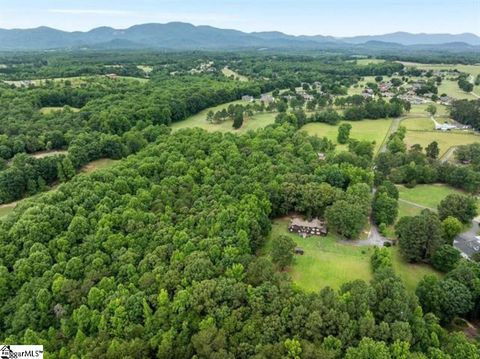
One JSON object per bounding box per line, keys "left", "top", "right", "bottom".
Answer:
{"left": 397, "top": 184, "right": 475, "bottom": 210}
{"left": 438, "top": 80, "right": 477, "bottom": 100}
{"left": 399, "top": 62, "right": 480, "bottom": 98}
{"left": 171, "top": 100, "right": 277, "bottom": 133}
{"left": 30, "top": 150, "right": 68, "bottom": 159}
{"left": 137, "top": 65, "right": 153, "bottom": 74}
{"left": 399, "top": 62, "right": 480, "bottom": 77}
{"left": 0, "top": 203, "right": 16, "bottom": 218}
{"left": 6, "top": 75, "right": 149, "bottom": 88}
{"left": 409, "top": 103, "right": 449, "bottom": 117}
{"left": 81, "top": 158, "right": 119, "bottom": 174}
{"left": 265, "top": 218, "right": 373, "bottom": 291}
{"left": 265, "top": 218, "right": 439, "bottom": 292}
{"left": 401, "top": 117, "right": 434, "bottom": 131}
{"left": 356, "top": 59, "right": 385, "bottom": 65}
{"left": 40, "top": 106, "right": 80, "bottom": 114}
{"left": 404, "top": 130, "right": 480, "bottom": 157}
{"left": 391, "top": 247, "right": 442, "bottom": 292}
{"left": 398, "top": 201, "right": 424, "bottom": 218}
{"left": 302, "top": 119, "right": 393, "bottom": 153}
{"left": 222, "top": 67, "right": 248, "bottom": 82}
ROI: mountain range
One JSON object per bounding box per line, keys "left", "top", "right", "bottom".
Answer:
{"left": 0, "top": 22, "right": 479, "bottom": 51}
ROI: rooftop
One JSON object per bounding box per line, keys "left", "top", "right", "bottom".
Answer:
{"left": 290, "top": 217, "right": 324, "bottom": 228}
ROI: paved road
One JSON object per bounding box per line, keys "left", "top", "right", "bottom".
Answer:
{"left": 340, "top": 221, "right": 391, "bottom": 247}
{"left": 454, "top": 218, "right": 480, "bottom": 258}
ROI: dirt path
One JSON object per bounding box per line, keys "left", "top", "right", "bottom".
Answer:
{"left": 440, "top": 146, "right": 458, "bottom": 163}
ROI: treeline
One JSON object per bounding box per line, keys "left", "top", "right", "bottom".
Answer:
{"left": 376, "top": 127, "right": 480, "bottom": 193}
{"left": 275, "top": 98, "right": 408, "bottom": 128}
{"left": 0, "top": 125, "right": 478, "bottom": 357}
{"left": 0, "top": 126, "right": 170, "bottom": 204}
{"left": 450, "top": 99, "right": 480, "bottom": 130}
{"left": 458, "top": 74, "right": 474, "bottom": 92}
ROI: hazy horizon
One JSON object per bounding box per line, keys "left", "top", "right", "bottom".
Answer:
{"left": 0, "top": 0, "right": 479, "bottom": 37}
{"left": 1, "top": 21, "right": 479, "bottom": 38}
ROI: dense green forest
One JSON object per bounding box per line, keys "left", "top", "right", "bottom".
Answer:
{"left": 0, "top": 125, "right": 478, "bottom": 358}
{"left": 1, "top": 51, "right": 480, "bottom": 357}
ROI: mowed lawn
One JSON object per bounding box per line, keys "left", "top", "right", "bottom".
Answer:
{"left": 302, "top": 119, "right": 393, "bottom": 153}
{"left": 397, "top": 184, "right": 477, "bottom": 210}
{"left": 398, "top": 201, "right": 423, "bottom": 218}
{"left": 265, "top": 218, "right": 440, "bottom": 292}
{"left": 438, "top": 80, "right": 477, "bottom": 100}
{"left": 408, "top": 103, "right": 449, "bottom": 117}
{"left": 402, "top": 118, "right": 434, "bottom": 131}
{"left": 171, "top": 100, "right": 276, "bottom": 133}
{"left": 404, "top": 131, "right": 480, "bottom": 157}
{"left": 391, "top": 247, "right": 442, "bottom": 292}
{"left": 265, "top": 218, "right": 373, "bottom": 291}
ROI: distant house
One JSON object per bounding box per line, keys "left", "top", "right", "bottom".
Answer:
{"left": 435, "top": 123, "right": 457, "bottom": 131}
{"left": 302, "top": 93, "right": 315, "bottom": 101}
{"left": 105, "top": 73, "right": 118, "bottom": 80}
{"left": 439, "top": 95, "right": 452, "bottom": 105}
{"left": 317, "top": 152, "right": 326, "bottom": 161}
{"left": 242, "top": 95, "right": 254, "bottom": 102}
{"left": 283, "top": 95, "right": 296, "bottom": 101}
{"left": 378, "top": 82, "right": 391, "bottom": 92}
{"left": 288, "top": 217, "right": 328, "bottom": 237}
{"left": 260, "top": 94, "right": 275, "bottom": 104}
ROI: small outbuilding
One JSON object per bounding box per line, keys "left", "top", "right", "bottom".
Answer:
{"left": 294, "top": 247, "right": 305, "bottom": 255}
{"left": 288, "top": 217, "right": 328, "bottom": 237}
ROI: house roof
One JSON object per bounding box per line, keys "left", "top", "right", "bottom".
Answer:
{"left": 290, "top": 218, "right": 324, "bottom": 228}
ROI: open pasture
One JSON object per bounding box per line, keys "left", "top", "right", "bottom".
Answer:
{"left": 404, "top": 130, "right": 480, "bottom": 157}
{"left": 264, "top": 218, "right": 440, "bottom": 292}
{"left": 302, "top": 119, "right": 393, "bottom": 153}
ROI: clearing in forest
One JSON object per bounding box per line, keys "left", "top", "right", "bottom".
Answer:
{"left": 302, "top": 119, "right": 393, "bottom": 153}
{"left": 263, "top": 218, "right": 440, "bottom": 292}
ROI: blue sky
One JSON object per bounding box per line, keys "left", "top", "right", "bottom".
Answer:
{"left": 0, "top": 0, "right": 478, "bottom": 36}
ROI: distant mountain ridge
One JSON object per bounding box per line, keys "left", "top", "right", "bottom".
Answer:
{"left": 0, "top": 22, "right": 479, "bottom": 51}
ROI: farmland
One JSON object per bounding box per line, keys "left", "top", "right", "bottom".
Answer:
{"left": 403, "top": 130, "right": 480, "bottom": 157}
{"left": 222, "top": 67, "right": 249, "bottom": 82}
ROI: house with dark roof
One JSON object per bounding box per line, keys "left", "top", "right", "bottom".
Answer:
{"left": 288, "top": 217, "right": 327, "bottom": 237}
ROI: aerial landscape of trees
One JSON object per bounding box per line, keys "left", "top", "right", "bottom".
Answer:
{"left": 0, "top": 50, "right": 479, "bottom": 357}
